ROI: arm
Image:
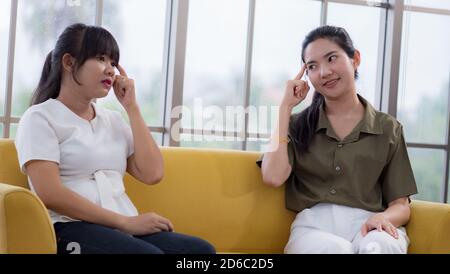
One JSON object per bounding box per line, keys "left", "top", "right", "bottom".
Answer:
{"left": 26, "top": 160, "right": 127, "bottom": 229}
{"left": 126, "top": 105, "right": 164, "bottom": 185}
{"left": 360, "top": 197, "right": 410, "bottom": 239}
{"left": 261, "top": 64, "right": 309, "bottom": 187}
{"left": 26, "top": 160, "right": 173, "bottom": 235}
{"left": 261, "top": 106, "right": 293, "bottom": 187}
{"left": 113, "top": 64, "right": 164, "bottom": 185}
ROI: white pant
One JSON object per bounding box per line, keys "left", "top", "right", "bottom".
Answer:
{"left": 285, "top": 203, "right": 409, "bottom": 254}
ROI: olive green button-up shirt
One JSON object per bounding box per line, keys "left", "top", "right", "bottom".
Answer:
{"left": 259, "top": 95, "right": 418, "bottom": 213}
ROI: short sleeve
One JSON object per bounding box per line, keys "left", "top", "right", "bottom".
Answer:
{"left": 14, "top": 110, "right": 60, "bottom": 174}
{"left": 114, "top": 112, "right": 134, "bottom": 158}
{"left": 381, "top": 126, "right": 418, "bottom": 204}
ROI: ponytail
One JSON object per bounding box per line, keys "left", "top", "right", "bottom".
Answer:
{"left": 30, "top": 50, "right": 62, "bottom": 105}
{"left": 291, "top": 92, "right": 324, "bottom": 153}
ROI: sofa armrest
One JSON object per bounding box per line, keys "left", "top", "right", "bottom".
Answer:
{"left": 407, "top": 200, "right": 450, "bottom": 254}
{"left": 0, "top": 183, "right": 56, "bottom": 254}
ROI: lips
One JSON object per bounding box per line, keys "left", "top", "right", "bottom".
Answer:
{"left": 323, "top": 78, "right": 340, "bottom": 88}
{"left": 101, "top": 79, "right": 112, "bottom": 88}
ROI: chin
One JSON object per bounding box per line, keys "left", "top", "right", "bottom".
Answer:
{"left": 95, "top": 91, "right": 109, "bottom": 99}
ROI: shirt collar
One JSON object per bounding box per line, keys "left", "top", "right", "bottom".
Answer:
{"left": 315, "top": 94, "right": 383, "bottom": 137}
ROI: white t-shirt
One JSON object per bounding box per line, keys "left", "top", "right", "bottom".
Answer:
{"left": 15, "top": 98, "right": 139, "bottom": 224}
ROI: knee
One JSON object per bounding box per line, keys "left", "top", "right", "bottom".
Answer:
{"left": 189, "top": 237, "right": 216, "bottom": 254}
{"left": 322, "top": 239, "right": 353, "bottom": 254}
{"left": 285, "top": 238, "right": 353, "bottom": 254}
{"left": 357, "top": 231, "right": 406, "bottom": 254}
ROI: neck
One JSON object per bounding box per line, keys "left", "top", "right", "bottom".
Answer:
{"left": 57, "top": 83, "right": 94, "bottom": 119}
{"left": 324, "top": 91, "right": 362, "bottom": 117}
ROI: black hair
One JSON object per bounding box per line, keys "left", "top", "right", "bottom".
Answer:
{"left": 292, "top": 25, "right": 358, "bottom": 153}
{"left": 31, "top": 23, "right": 120, "bottom": 105}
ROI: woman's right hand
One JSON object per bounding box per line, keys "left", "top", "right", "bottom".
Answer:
{"left": 119, "top": 212, "right": 174, "bottom": 236}
{"left": 281, "top": 64, "right": 310, "bottom": 109}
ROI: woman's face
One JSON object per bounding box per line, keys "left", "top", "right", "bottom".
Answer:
{"left": 74, "top": 55, "right": 117, "bottom": 99}
{"left": 303, "top": 38, "right": 360, "bottom": 100}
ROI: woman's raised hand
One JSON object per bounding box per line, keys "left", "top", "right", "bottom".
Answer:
{"left": 281, "top": 64, "right": 310, "bottom": 109}
{"left": 113, "top": 64, "right": 137, "bottom": 110}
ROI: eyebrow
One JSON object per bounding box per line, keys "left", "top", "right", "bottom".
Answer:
{"left": 306, "top": 51, "right": 338, "bottom": 66}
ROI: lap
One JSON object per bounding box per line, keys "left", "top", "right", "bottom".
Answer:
{"left": 54, "top": 221, "right": 215, "bottom": 254}
{"left": 137, "top": 231, "right": 215, "bottom": 254}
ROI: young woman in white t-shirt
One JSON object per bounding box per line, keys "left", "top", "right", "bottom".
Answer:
{"left": 15, "top": 23, "right": 215, "bottom": 254}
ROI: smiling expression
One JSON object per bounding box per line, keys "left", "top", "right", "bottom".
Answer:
{"left": 303, "top": 38, "right": 360, "bottom": 100}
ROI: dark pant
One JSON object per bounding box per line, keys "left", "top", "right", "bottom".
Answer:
{"left": 54, "top": 221, "right": 216, "bottom": 254}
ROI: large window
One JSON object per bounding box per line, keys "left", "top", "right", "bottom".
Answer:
{"left": 181, "top": 0, "right": 249, "bottom": 149}
{"left": 397, "top": 9, "right": 450, "bottom": 202}
{"left": 327, "top": 2, "right": 385, "bottom": 107}
{"left": 100, "top": 0, "right": 167, "bottom": 127}
{"left": 1, "top": 0, "right": 450, "bottom": 204}
{"left": 247, "top": 0, "right": 321, "bottom": 152}
{"left": 0, "top": 0, "right": 10, "bottom": 118}
{"left": 408, "top": 148, "right": 446, "bottom": 202}
{"left": 9, "top": 0, "right": 96, "bottom": 138}
{"left": 397, "top": 12, "right": 450, "bottom": 145}
{"left": 12, "top": 0, "right": 96, "bottom": 118}
{"left": 405, "top": 0, "right": 450, "bottom": 10}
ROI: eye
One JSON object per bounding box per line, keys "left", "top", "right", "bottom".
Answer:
{"left": 111, "top": 61, "right": 117, "bottom": 67}
{"left": 308, "top": 64, "right": 316, "bottom": 71}
{"left": 97, "top": 55, "right": 106, "bottom": 62}
{"left": 329, "top": 55, "right": 337, "bottom": 62}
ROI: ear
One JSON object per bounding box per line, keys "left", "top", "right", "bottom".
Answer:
{"left": 352, "top": 49, "right": 361, "bottom": 69}
{"left": 62, "top": 53, "right": 75, "bottom": 72}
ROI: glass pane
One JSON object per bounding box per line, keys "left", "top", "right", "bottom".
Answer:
{"left": 405, "top": 0, "right": 450, "bottom": 10}
{"left": 0, "top": 0, "right": 11, "bottom": 116}
{"left": 151, "top": 132, "right": 163, "bottom": 146}
{"left": 408, "top": 148, "right": 445, "bottom": 202}
{"left": 9, "top": 123, "right": 18, "bottom": 139}
{"left": 397, "top": 12, "right": 450, "bottom": 145}
{"left": 12, "top": 0, "right": 96, "bottom": 117}
{"left": 327, "top": 3, "right": 385, "bottom": 107}
{"left": 245, "top": 137, "right": 270, "bottom": 152}
{"left": 248, "top": 0, "right": 321, "bottom": 135}
{"left": 182, "top": 0, "right": 249, "bottom": 132}
{"left": 179, "top": 133, "right": 241, "bottom": 150}
{"left": 448, "top": 160, "right": 450, "bottom": 203}
{"left": 0, "top": 123, "right": 3, "bottom": 138}
{"left": 99, "top": 0, "right": 166, "bottom": 127}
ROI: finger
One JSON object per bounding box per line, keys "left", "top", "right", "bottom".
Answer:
{"left": 391, "top": 224, "right": 399, "bottom": 239}
{"left": 377, "top": 222, "right": 382, "bottom": 232}
{"left": 158, "top": 216, "right": 173, "bottom": 230}
{"left": 151, "top": 227, "right": 162, "bottom": 234}
{"left": 388, "top": 224, "right": 396, "bottom": 239}
{"left": 294, "top": 64, "right": 307, "bottom": 80}
{"left": 167, "top": 220, "right": 174, "bottom": 232}
{"left": 117, "top": 63, "right": 128, "bottom": 77}
{"left": 381, "top": 222, "right": 392, "bottom": 237}
{"left": 157, "top": 221, "right": 170, "bottom": 232}
{"left": 360, "top": 224, "right": 367, "bottom": 237}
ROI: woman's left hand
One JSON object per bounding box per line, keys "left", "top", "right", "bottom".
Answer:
{"left": 360, "top": 213, "right": 399, "bottom": 239}
{"left": 113, "top": 64, "right": 137, "bottom": 110}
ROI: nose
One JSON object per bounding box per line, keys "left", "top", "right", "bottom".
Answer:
{"left": 105, "top": 64, "right": 115, "bottom": 77}
{"left": 320, "top": 64, "right": 332, "bottom": 78}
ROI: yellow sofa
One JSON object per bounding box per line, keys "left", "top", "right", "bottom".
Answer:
{"left": 1, "top": 138, "right": 450, "bottom": 254}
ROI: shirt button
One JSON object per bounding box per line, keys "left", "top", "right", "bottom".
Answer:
{"left": 335, "top": 166, "right": 341, "bottom": 172}
{"left": 337, "top": 144, "right": 343, "bottom": 148}
{"left": 330, "top": 188, "right": 337, "bottom": 195}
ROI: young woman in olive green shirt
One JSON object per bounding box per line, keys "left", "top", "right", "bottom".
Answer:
{"left": 260, "top": 26, "right": 418, "bottom": 254}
